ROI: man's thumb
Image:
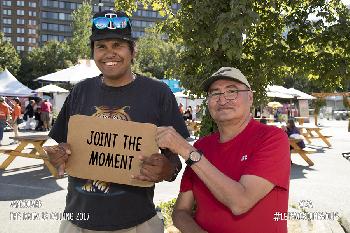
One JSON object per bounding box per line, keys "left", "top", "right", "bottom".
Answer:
{"left": 58, "top": 163, "right": 65, "bottom": 176}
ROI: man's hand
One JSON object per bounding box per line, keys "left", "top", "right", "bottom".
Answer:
{"left": 132, "top": 153, "right": 174, "bottom": 183}
{"left": 156, "top": 126, "right": 194, "bottom": 159}
{"left": 44, "top": 143, "right": 71, "bottom": 177}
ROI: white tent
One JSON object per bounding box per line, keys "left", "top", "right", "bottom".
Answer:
{"left": 34, "top": 84, "right": 69, "bottom": 93}
{"left": 266, "top": 85, "right": 314, "bottom": 100}
{"left": 36, "top": 60, "right": 101, "bottom": 84}
{"left": 0, "top": 69, "right": 33, "bottom": 97}
{"left": 287, "top": 88, "right": 316, "bottom": 100}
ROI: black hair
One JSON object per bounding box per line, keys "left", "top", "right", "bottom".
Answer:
{"left": 288, "top": 119, "right": 296, "bottom": 128}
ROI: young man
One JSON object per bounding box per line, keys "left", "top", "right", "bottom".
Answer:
{"left": 156, "top": 67, "right": 290, "bottom": 233}
{"left": 45, "top": 10, "right": 189, "bottom": 233}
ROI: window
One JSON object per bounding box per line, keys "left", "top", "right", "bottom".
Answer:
{"left": 28, "top": 29, "right": 36, "bottom": 34}
{"left": 41, "top": 23, "right": 48, "bottom": 30}
{"left": 16, "top": 46, "right": 25, "bottom": 51}
{"left": 3, "top": 9, "right": 12, "bottom": 15}
{"left": 28, "top": 38, "right": 36, "bottom": 43}
{"left": 2, "top": 1, "right": 11, "bottom": 6}
{"left": 29, "top": 2, "right": 36, "bottom": 7}
{"left": 3, "top": 18, "right": 12, "bottom": 24}
{"left": 17, "top": 10, "right": 25, "bottom": 15}
{"left": 17, "top": 1, "right": 25, "bottom": 6}
{"left": 41, "top": 34, "right": 48, "bottom": 42}
{"left": 17, "top": 37, "right": 25, "bottom": 42}
{"left": 17, "top": 28, "right": 25, "bottom": 34}
{"left": 17, "top": 19, "right": 25, "bottom": 24}
{"left": 28, "top": 20, "right": 37, "bottom": 25}
{"left": 3, "top": 27, "right": 12, "bottom": 33}
{"left": 28, "top": 47, "right": 34, "bottom": 52}
{"left": 59, "top": 12, "right": 65, "bottom": 20}
{"left": 29, "top": 11, "right": 37, "bottom": 17}
{"left": 4, "top": 37, "right": 11, "bottom": 42}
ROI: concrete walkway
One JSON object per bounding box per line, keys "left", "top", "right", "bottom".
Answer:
{"left": 0, "top": 118, "right": 349, "bottom": 233}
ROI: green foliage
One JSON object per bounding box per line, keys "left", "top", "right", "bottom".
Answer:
{"left": 17, "top": 41, "right": 73, "bottom": 89}
{"left": 0, "top": 33, "right": 21, "bottom": 75}
{"left": 133, "top": 30, "right": 178, "bottom": 79}
{"left": 116, "top": 0, "right": 350, "bottom": 135}
{"left": 198, "top": 106, "right": 218, "bottom": 137}
{"left": 69, "top": 1, "right": 92, "bottom": 61}
{"left": 157, "top": 198, "right": 177, "bottom": 227}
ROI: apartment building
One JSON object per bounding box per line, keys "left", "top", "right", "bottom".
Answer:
{"left": 0, "top": 0, "right": 173, "bottom": 53}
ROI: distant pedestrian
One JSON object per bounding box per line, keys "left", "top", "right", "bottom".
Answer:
{"left": 0, "top": 96, "right": 10, "bottom": 146}
{"left": 24, "top": 100, "right": 36, "bottom": 130}
{"left": 40, "top": 99, "right": 52, "bottom": 131}
{"left": 11, "top": 97, "right": 22, "bottom": 139}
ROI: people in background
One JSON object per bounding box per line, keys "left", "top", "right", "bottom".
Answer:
{"left": 24, "top": 100, "right": 36, "bottom": 130}
{"left": 0, "top": 96, "right": 10, "bottom": 146}
{"left": 179, "top": 103, "right": 184, "bottom": 114}
{"left": 183, "top": 106, "right": 193, "bottom": 121}
{"left": 283, "top": 119, "right": 305, "bottom": 149}
{"left": 40, "top": 99, "right": 52, "bottom": 131}
{"left": 11, "top": 97, "right": 22, "bottom": 139}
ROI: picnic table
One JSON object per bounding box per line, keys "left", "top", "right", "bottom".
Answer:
{"left": 254, "top": 117, "right": 275, "bottom": 123}
{"left": 297, "top": 125, "right": 332, "bottom": 147}
{"left": 294, "top": 117, "right": 309, "bottom": 125}
{"left": 0, "top": 135, "right": 58, "bottom": 177}
{"left": 289, "top": 138, "right": 315, "bottom": 166}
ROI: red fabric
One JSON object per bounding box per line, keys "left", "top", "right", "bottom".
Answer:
{"left": 0, "top": 103, "right": 10, "bottom": 120}
{"left": 40, "top": 101, "right": 52, "bottom": 113}
{"left": 12, "top": 105, "right": 21, "bottom": 119}
{"left": 180, "top": 119, "right": 290, "bottom": 233}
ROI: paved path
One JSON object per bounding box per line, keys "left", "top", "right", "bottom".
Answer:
{"left": 1, "top": 118, "right": 349, "bottom": 233}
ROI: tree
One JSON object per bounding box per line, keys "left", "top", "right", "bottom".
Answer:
{"left": 0, "top": 33, "right": 21, "bottom": 75}
{"left": 69, "top": 1, "right": 92, "bottom": 62}
{"left": 18, "top": 40, "right": 73, "bottom": 89}
{"left": 133, "top": 30, "right": 178, "bottom": 79}
{"left": 116, "top": 0, "right": 350, "bottom": 134}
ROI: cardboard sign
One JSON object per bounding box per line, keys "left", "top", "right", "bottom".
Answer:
{"left": 66, "top": 115, "right": 158, "bottom": 187}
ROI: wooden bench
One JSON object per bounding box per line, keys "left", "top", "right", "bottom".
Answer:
{"left": 298, "top": 126, "right": 332, "bottom": 147}
{"left": 0, "top": 135, "right": 58, "bottom": 177}
{"left": 289, "top": 138, "right": 316, "bottom": 166}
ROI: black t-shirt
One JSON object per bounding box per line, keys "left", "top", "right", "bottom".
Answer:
{"left": 49, "top": 75, "right": 189, "bottom": 230}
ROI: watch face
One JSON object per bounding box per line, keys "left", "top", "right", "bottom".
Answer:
{"left": 190, "top": 151, "right": 201, "bottom": 162}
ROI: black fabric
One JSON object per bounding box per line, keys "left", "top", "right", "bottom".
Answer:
{"left": 25, "top": 104, "right": 34, "bottom": 118}
{"left": 49, "top": 74, "right": 189, "bottom": 231}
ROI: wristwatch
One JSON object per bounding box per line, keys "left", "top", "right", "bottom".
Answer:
{"left": 185, "top": 150, "right": 203, "bottom": 166}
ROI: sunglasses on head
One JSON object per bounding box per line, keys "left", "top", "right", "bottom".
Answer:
{"left": 92, "top": 17, "right": 130, "bottom": 30}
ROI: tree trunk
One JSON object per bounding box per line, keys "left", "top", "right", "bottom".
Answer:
{"left": 348, "top": 118, "right": 350, "bottom": 132}
{"left": 314, "top": 113, "right": 318, "bottom": 126}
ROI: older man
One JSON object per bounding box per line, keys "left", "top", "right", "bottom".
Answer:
{"left": 156, "top": 67, "right": 290, "bottom": 233}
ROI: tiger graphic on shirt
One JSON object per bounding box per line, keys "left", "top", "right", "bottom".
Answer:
{"left": 81, "top": 106, "right": 130, "bottom": 194}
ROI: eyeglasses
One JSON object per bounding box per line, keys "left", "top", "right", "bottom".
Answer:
{"left": 92, "top": 17, "right": 130, "bottom": 30}
{"left": 208, "top": 89, "right": 250, "bottom": 101}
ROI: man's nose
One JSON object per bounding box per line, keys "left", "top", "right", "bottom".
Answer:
{"left": 217, "top": 94, "right": 229, "bottom": 105}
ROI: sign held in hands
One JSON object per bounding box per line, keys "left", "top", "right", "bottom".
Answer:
{"left": 66, "top": 115, "right": 158, "bottom": 187}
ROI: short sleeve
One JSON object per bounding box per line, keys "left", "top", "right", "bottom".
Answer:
{"left": 243, "top": 128, "right": 290, "bottom": 190}
{"left": 180, "top": 166, "right": 195, "bottom": 192}
{"left": 49, "top": 93, "right": 71, "bottom": 143}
